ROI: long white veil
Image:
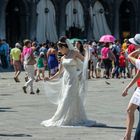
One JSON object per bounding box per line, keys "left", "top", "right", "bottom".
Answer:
{"left": 43, "top": 39, "right": 89, "bottom": 105}
{"left": 79, "top": 46, "right": 90, "bottom": 104}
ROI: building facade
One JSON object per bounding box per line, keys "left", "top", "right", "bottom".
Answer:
{"left": 0, "top": 0, "right": 140, "bottom": 45}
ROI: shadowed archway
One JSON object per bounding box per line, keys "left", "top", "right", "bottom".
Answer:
{"left": 6, "top": 0, "right": 29, "bottom": 46}
{"left": 65, "top": 0, "right": 85, "bottom": 39}
{"left": 119, "top": 0, "right": 136, "bottom": 40}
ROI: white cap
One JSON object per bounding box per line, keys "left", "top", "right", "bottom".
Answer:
{"left": 15, "top": 43, "right": 21, "bottom": 48}
{"left": 129, "top": 34, "right": 140, "bottom": 46}
{"left": 40, "top": 52, "right": 44, "bottom": 55}
{"left": 92, "top": 42, "right": 97, "bottom": 46}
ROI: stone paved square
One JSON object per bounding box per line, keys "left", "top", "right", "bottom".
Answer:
{"left": 0, "top": 72, "right": 139, "bottom": 140}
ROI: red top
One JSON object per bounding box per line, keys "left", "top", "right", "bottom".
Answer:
{"left": 128, "top": 44, "right": 136, "bottom": 54}
{"left": 137, "top": 73, "right": 140, "bottom": 87}
{"left": 128, "top": 44, "right": 136, "bottom": 62}
{"left": 119, "top": 55, "right": 125, "bottom": 67}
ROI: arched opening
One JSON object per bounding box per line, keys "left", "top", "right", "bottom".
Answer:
{"left": 66, "top": 27, "right": 82, "bottom": 39}
{"left": 36, "top": 0, "right": 58, "bottom": 43}
{"left": 6, "top": 0, "right": 28, "bottom": 46}
{"left": 119, "top": 0, "right": 136, "bottom": 40}
{"left": 66, "top": 0, "right": 85, "bottom": 39}
{"left": 90, "top": 1, "right": 111, "bottom": 40}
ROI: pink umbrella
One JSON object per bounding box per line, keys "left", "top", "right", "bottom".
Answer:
{"left": 99, "top": 35, "right": 115, "bottom": 43}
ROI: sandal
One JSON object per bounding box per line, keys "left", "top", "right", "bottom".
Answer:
{"left": 30, "top": 92, "right": 35, "bottom": 95}
{"left": 36, "top": 88, "right": 40, "bottom": 95}
{"left": 22, "top": 86, "right": 27, "bottom": 94}
{"left": 14, "top": 77, "right": 18, "bottom": 82}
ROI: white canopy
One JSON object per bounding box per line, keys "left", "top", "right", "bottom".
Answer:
{"left": 66, "top": 0, "right": 85, "bottom": 31}
{"left": 90, "top": 1, "right": 111, "bottom": 40}
{"left": 36, "top": 0, "right": 58, "bottom": 43}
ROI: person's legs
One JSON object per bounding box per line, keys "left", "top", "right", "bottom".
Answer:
{"left": 0, "top": 55, "right": 5, "bottom": 68}
{"left": 103, "top": 59, "right": 108, "bottom": 78}
{"left": 106, "top": 60, "right": 112, "bottom": 78}
{"left": 91, "top": 64, "right": 94, "bottom": 78}
{"left": 96, "top": 68, "right": 101, "bottom": 78}
{"left": 119, "top": 67, "right": 123, "bottom": 78}
{"left": 35, "top": 69, "right": 40, "bottom": 81}
{"left": 130, "top": 64, "right": 135, "bottom": 78}
{"left": 93, "top": 60, "right": 97, "bottom": 78}
{"left": 13, "top": 62, "right": 20, "bottom": 82}
{"left": 134, "top": 109, "right": 140, "bottom": 140}
{"left": 15, "top": 61, "right": 21, "bottom": 80}
{"left": 112, "top": 60, "right": 119, "bottom": 78}
{"left": 13, "top": 64, "right": 18, "bottom": 77}
{"left": 38, "top": 70, "right": 42, "bottom": 80}
{"left": 124, "top": 103, "right": 138, "bottom": 140}
{"left": 123, "top": 67, "right": 126, "bottom": 78}
{"left": 23, "top": 65, "right": 35, "bottom": 94}
{"left": 50, "top": 68, "right": 54, "bottom": 77}
{"left": 42, "top": 69, "right": 45, "bottom": 80}
{"left": 87, "top": 60, "right": 92, "bottom": 78}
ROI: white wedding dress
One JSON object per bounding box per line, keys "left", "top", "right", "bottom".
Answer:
{"left": 41, "top": 54, "right": 97, "bottom": 127}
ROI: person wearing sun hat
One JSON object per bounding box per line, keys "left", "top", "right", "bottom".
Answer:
{"left": 128, "top": 34, "right": 140, "bottom": 68}
{"left": 122, "top": 34, "right": 140, "bottom": 140}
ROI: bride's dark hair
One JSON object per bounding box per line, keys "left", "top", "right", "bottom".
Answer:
{"left": 57, "top": 36, "right": 68, "bottom": 48}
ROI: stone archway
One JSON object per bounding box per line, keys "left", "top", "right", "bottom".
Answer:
{"left": 119, "top": 0, "right": 136, "bottom": 40}
{"left": 6, "top": 0, "right": 29, "bottom": 46}
{"left": 65, "top": 0, "right": 85, "bottom": 39}
{"left": 90, "top": 1, "right": 111, "bottom": 41}
{"left": 36, "top": 0, "right": 58, "bottom": 43}
{"left": 66, "top": 27, "right": 82, "bottom": 39}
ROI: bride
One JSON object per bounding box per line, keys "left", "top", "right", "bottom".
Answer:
{"left": 41, "top": 36, "right": 96, "bottom": 127}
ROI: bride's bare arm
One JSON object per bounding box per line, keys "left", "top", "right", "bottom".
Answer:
{"left": 74, "top": 51, "right": 84, "bottom": 62}
{"left": 48, "top": 57, "right": 64, "bottom": 80}
{"left": 128, "top": 49, "right": 139, "bottom": 65}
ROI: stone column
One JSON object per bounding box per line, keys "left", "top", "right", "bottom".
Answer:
{"left": 137, "top": 1, "right": 140, "bottom": 33}
{"left": 0, "top": 0, "right": 8, "bottom": 39}
{"left": 29, "top": 1, "right": 37, "bottom": 40}
{"left": 83, "top": 1, "right": 90, "bottom": 39}
{"left": 58, "top": 0, "right": 66, "bottom": 37}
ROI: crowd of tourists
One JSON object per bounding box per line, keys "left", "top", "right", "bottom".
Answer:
{"left": 0, "top": 37, "right": 137, "bottom": 81}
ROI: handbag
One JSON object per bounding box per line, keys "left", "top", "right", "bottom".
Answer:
{"left": 107, "top": 49, "right": 115, "bottom": 61}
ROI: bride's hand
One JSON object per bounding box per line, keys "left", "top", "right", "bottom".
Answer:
{"left": 44, "top": 77, "right": 50, "bottom": 81}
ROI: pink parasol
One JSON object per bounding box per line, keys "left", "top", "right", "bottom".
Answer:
{"left": 99, "top": 35, "right": 115, "bottom": 43}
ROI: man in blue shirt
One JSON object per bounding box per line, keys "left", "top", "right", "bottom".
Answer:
{"left": 0, "top": 39, "right": 9, "bottom": 69}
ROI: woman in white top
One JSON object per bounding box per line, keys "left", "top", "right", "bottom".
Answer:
{"left": 122, "top": 34, "right": 140, "bottom": 140}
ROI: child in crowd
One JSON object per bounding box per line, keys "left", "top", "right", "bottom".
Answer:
{"left": 36, "top": 52, "right": 45, "bottom": 81}
{"left": 119, "top": 51, "right": 126, "bottom": 78}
